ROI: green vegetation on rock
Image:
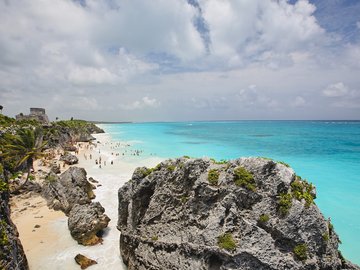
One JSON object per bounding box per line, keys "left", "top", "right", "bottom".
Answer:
{"left": 208, "top": 169, "right": 219, "bottom": 186}
{"left": 0, "top": 220, "right": 9, "bottom": 246}
{"left": 151, "top": 235, "right": 158, "bottom": 241}
{"left": 278, "top": 193, "right": 293, "bottom": 216}
{"left": 210, "top": 158, "right": 228, "bottom": 165}
{"left": 233, "top": 166, "right": 256, "bottom": 191}
{"left": 167, "top": 165, "right": 176, "bottom": 172}
{"left": 218, "top": 233, "right": 237, "bottom": 251}
{"left": 293, "top": 243, "right": 307, "bottom": 261}
{"left": 291, "top": 178, "right": 315, "bottom": 207}
{"left": 258, "top": 214, "right": 270, "bottom": 224}
{"left": 278, "top": 161, "right": 290, "bottom": 167}
{"left": 322, "top": 232, "right": 329, "bottom": 242}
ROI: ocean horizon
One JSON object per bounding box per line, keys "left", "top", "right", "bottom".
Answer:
{"left": 99, "top": 120, "right": 360, "bottom": 264}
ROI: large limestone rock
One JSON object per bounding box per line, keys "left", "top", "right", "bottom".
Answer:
{"left": 0, "top": 166, "right": 29, "bottom": 270}
{"left": 42, "top": 167, "right": 95, "bottom": 214}
{"left": 68, "top": 202, "right": 110, "bottom": 245}
{"left": 60, "top": 152, "right": 78, "bottom": 165}
{"left": 117, "top": 157, "right": 359, "bottom": 270}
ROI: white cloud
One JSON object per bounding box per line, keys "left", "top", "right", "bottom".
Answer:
{"left": 120, "top": 97, "right": 160, "bottom": 110}
{"left": 323, "top": 82, "right": 349, "bottom": 97}
{"left": 292, "top": 96, "right": 307, "bottom": 107}
{"left": 199, "top": 0, "right": 324, "bottom": 67}
{"left": 357, "top": 21, "right": 360, "bottom": 29}
{"left": 68, "top": 66, "right": 119, "bottom": 86}
{"left": 237, "top": 85, "right": 279, "bottom": 109}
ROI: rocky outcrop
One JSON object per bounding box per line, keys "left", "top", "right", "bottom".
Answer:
{"left": 117, "top": 157, "right": 360, "bottom": 270}
{"left": 45, "top": 121, "right": 104, "bottom": 147}
{"left": 68, "top": 202, "right": 110, "bottom": 245}
{"left": 42, "top": 167, "right": 109, "bottom": 245}
{"left": 0, "top": 165, "right": 29, "bottom": 270}
{"left": 60, "top": 152, "right": 78, "bottom": 165}
{"left": 63, "top": 144, "right": 78, "bottom": 152}
{"left": 42, "top": 167, "right": 95, "bottom": 214}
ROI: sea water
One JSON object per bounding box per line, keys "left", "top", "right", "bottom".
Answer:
{"left": 100, "top": 121, "right": 360, "bottom": 264}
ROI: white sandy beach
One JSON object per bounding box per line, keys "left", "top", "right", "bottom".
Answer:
{"left": 11, "top": 132, "right": 164, "bottom": 270}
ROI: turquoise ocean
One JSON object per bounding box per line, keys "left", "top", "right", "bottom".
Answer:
{"left": 99, "top": 121, "right": 360, "bottom": 264}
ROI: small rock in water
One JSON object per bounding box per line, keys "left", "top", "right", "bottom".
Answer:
{"left": 74, "top": 254, "right": 97, "bottom": 269}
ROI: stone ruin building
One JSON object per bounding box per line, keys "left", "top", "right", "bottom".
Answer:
{"left": 15, "top": 108, "right": 50, "bottom": 125}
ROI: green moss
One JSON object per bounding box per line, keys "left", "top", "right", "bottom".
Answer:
{"left": 210, "top": 158, "right": 228, "bottom": 164}
{"left": 293, "top": 243, "right": 307, "bottom": 261}
{"left": 139, "top": 166, "right": 159, "bottom": 177}
{"left": 45, "top": 174, "right": 57, "bottom": 183}
{"left": 278, "top": 193, "right": 293, "bottom": 216}
{"left": 180, "top": 195, "right": 189, "bottom": 204}
{"left": 259, "top": 157, "right": 273, "bottom": 160}
{"left": 208, "top": 169, "right": 220, "bottom": 186}
{"left": 258, "top": 214, "right": 270, "bottom": 224}
{"left": 322, "top": 232, "right": 329, "bottom": 242}
{"left": 278, "top": 161, "right": 290, "bottom": 167}
{"left": 233, "top": 167, "right": 256, "bottom": 192}
{"left": 218, "top": 233, "right": 237, "bottom": 251}
{"left": 28, "top": 174, "right": 35, "bottom": 181}
{"left": 151, "top": 235, "right": 158, "bottom": 241}
{"left": 167, "top": 165, "right": 176, "bottom": 172}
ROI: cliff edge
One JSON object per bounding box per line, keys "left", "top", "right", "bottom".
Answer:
{"left": 117, "top": 157, "right": 359, "bottom": 270}
{"left": 0, "top": 165, "right": 29, "bottom": 270}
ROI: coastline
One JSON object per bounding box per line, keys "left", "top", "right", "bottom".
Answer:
{"left": 11, "top": 131, "right": 164, "bottom": 269}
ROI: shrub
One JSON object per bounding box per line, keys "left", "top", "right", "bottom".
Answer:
{"left": 291, "top": 179, "right": 315, "bottom": 208}
{"left": 183, "top": 155, "right": 190, "bottom": 159}
{"left": 0, "top": 179, "right": 8, "bottom": 192}
{"left": 218, "top": 233, "right": 237, "bottom": 251}
{"left": 208, "top": 169, "right": 220, "bottom": 186}
{"left": 233, "top": 167, "right": 256, "bottom": 191}
{"left": 258, "top": 214, "right": 270, "bottom": 224}
{"left": 278, "top": 193, "right": 292, "bottom": 216}
{"left": 293, "top": 243, "right": 307, "bottom": 261}
{"left": 0, "top": 220, "right": 8, "bottom": 246}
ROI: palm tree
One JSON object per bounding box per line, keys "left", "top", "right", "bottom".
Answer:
{"left": 1, "top": 128, "right": 47, "bottom": 190}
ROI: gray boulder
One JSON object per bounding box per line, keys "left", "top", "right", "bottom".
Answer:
{"left": 42, "top": 167, "right": 95, "bottom": 214}
{"left": 50, "top": 162, "right": 61, "bottom": 174}
{"left": 118, "top": 157, "right": 359, "bottom": 270}
{"left": 63, "top": 144, "right": 77, "bottom": 152}
{"left": 60, "top": 152, "right": 78, "bottom": 165}
{"left": 68, "top": 202, "right": 110, "bottom": 245}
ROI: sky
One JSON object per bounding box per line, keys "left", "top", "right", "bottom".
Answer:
{"left": 0, "top": 0, "right": 360, "bottom": 121}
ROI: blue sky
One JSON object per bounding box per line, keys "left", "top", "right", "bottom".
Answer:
{"left": 0, "top": 0, "right": 359, "bottom": 121}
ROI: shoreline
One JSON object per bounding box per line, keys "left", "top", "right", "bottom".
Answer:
{"left": 11, "top": 131, "right": 164, "bottom": 269}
